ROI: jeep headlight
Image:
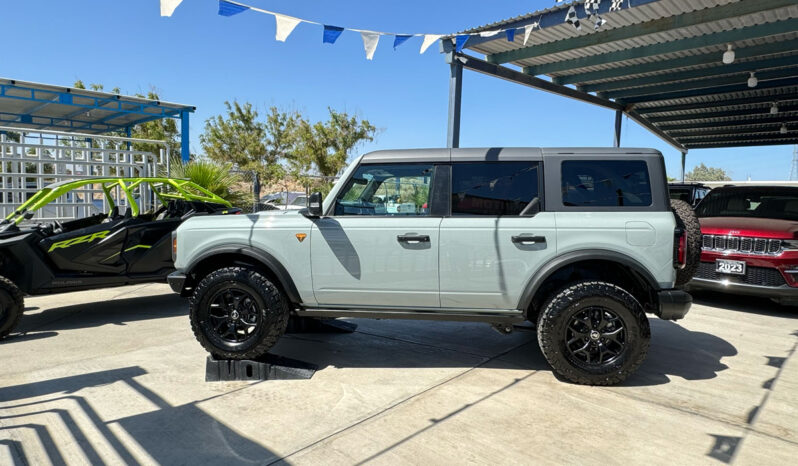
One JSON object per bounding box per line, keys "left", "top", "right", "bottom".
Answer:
{"left": 782, "top": 239, "right": 798, "bottom": 251}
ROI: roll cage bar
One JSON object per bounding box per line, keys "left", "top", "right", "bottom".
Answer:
{"left": 3, "top": 177, "right": 231, "bottom": 225}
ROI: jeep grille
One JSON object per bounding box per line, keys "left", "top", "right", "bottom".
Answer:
{"left": 701, "top": 234, "right": 782, "bottom": 255}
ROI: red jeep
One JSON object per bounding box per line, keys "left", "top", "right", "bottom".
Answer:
{"left": 689, "top": 186, "right": 798, "bottom": 305}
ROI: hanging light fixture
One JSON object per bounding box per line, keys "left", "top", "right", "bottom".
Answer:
{"left": 722, "top": 44, "right": 735, "bottom": 64}
{"left": 781, "top": 124, "right": 789, "bottom": 134}
{"left": 771, "top": 102, "right": 779, "bottom": 114}
{"left": 747, "top": 72, "right": 758, "bottom": 88}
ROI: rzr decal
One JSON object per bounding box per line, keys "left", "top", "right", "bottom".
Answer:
{"left": 48, "top": 230, "right": 111, "bottom": 252}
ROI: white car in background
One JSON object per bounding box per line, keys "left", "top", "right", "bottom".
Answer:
{"left": 260, "top": 191, "right": 308, "bottom": 211}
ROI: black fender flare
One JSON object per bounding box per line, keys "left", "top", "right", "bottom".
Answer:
{"left": 185, "top": 244, "right": 302, "bottom": 304}
{"left": 516, "top": 249, "right": 662, "bottom": 312}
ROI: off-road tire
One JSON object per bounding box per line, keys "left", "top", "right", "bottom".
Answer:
{"left": 671, "top": 199, "right": 701, "bottom": 287}
{"left": 537, "top": 281, "right": 651, "bottom": 386}
{"left": 0, "top": 276, "right": 24, "bottom": 339}
{"left": 190, "top": 267, "right": 289, "bottom": 359}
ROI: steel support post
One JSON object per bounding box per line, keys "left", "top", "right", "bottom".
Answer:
{"left": 180, "top": 110, "right": 190, "bottom": 162}
{"left": 447, "top": 59, "right": 463, "bottom": 149}
{"left": 680, "top": 151, "right": 687, "bottom": 182}
{"left": 613, "top": 110, "right": 623, "bottom": 147}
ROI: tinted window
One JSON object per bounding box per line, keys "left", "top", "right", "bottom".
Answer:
{"left": 562, "top": 160, "right": 651, "bottom": 207}
{"left": 334, "top": 164, "right": 433, "bottom": 216}
{"left": 451, "top": 162, "right": 539, "bottom": 216}
{"left": 669, "top": 187, "right": 691, "bottom": 203}
{"left": 696, "top": 187, "right": 798, "bottom": 221}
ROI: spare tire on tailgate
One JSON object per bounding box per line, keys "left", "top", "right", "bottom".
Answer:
{"left": 671, "top": 199, "right": 701, "bottom": 287}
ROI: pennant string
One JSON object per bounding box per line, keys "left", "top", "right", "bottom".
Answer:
{"left": 166, "top": 0, "right": 622, "bottom": 59}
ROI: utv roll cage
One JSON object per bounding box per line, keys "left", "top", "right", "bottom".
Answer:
{"left": 2, "top": 178, "right": 231, "bottom": 226}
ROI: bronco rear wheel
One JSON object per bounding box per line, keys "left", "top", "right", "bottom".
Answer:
{"left": 189, "top": 267, "right": 289, "bottom": 359}
{"left": 0, "top": 276, "right": 24, "bottom": 339}
{"left": 537, "top": 281, "right": 651, "bottom": 385}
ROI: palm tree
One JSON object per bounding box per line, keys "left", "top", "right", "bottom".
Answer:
{"left": 163, "top": 157, "right": 253, "bottom": 208}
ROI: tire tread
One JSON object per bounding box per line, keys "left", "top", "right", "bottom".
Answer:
{"left": 537, "top": 280, "right": 650, "bottom": 386}
{"left": 0, "top": 275, "right": 24, "bottom": 339}
{"left": 189, "top": 266, "right": 289, "bottom": 360}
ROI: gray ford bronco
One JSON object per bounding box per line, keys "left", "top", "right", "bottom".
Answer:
{"left": 169, "top": 148, "right": 700, "bottom": 385}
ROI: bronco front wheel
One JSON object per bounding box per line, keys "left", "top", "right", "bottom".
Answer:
{"left": 189, "top": 267, "right": 289, "bottom": 359}
{"left": 537, "top": 281, "right": 651, "bottom": 385}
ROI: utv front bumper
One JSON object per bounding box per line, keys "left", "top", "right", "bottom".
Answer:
{"left": 656, "top": 289, "right": 692, "bottom": 320}
{"left": 167, "top": 272, "right": 186, "bottom": 294}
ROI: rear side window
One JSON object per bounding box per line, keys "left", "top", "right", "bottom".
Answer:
{"left": 561, "top": 160, "right": 651, "bottom": 207}
{"left": 451, "top": 162, "right": 540, "bottom": 216}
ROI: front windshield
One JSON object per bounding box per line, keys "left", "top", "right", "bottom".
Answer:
{"left": 695, "top": 187, "right": 798, "bottom": 221}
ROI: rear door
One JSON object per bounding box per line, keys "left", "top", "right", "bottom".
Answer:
{"left": 439, "top": 159, "right": 558, "bottom": 310}
{"left": 310, "top": 162, "right": 441, "bottom": 308}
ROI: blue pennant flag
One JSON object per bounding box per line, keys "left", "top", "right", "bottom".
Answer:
{"left": 393, "top": 35, "right": 412, "bottom": 50}
{"left": 455, "top": 35, "right": 469, "bottom": 52}
{"left": 506, "top": 28, "right": 515, "bottom": 42}
{"left": 218, "top": 0, "right": 248, "bottom": 17}
{"left": 323, "top": 25, "right": 344, "bottom": 44}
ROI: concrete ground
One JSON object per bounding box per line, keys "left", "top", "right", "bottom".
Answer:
{"left": 1, "top": 284, "right": 796, "bottom": 465}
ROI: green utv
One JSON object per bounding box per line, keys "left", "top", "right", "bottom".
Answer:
{"left": 0, "top": 177, "right": 239, "bottom": 338}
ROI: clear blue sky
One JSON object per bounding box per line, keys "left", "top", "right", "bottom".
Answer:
{"left": 2, "top": 0, "right": 795, "bottom": 180}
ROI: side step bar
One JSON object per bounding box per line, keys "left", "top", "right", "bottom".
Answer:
{"left": 295, "top": 308, "right": 525, "bottom": 324}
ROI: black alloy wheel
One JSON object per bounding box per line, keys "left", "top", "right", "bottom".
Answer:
{"left": 565, "top": 306, "right": 626, "bottom": 365}
{"left": 208, "top": 286, "right": 262, "bottom": 344}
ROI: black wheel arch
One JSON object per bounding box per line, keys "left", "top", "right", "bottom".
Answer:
{"left": 518, "top": 250, "right": 662, "bottom": 321}
{"left": 184, "top": 245, "right": 302, "bottom": 304}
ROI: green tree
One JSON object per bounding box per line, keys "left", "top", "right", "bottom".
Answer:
{"left": 685, "top": 163, "right": 731, "bottom": 181}
{"left": 200, "top": 101, "right": 267, "bottom": 171}
{"left": 292, "top": 108, "right": 377, "bottom": 179}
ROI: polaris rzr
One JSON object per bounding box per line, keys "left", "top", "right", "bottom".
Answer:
{"left": 0, "top": 177, "right": 239, "bottom": 338}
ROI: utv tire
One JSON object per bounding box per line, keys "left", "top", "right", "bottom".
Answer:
{"left": 537, "top": 281, "right": 651, "bottom": 386}
{"left": 190, "top": 267, "right": 290, "bottom": 360}
{"left": 0, "top": 276, "right": 24, "bottom": 339}
{"left": 671, "top": 199, "right": 701, "bottom": 287}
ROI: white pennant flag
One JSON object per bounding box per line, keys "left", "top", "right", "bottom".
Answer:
{"left": 420, "top": 34, "right": 442, "bottom": 54}
{"left": 523, "top": 23, "right": 537, "bottom": 46}
{"left": 275, "top": 14, "right": 302, "bottom": 42}
{"left": 160, "top": 0, "right": 183, "bottom": 17}
{"left": 361, "top": 32, "right": 380, "bottom": 60}
{"left": 479, "top": 30, "right": 501, "bottom": 37}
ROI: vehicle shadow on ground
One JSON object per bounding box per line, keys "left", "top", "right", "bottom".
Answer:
{"left": 623, "top": 319, "right": 738, "bottom": 386}
{"left": 271, "top": 318, "right": 736, "bottom": 387}
{"left": 6, "top": 293, "right": 186, "bottom": 342}
{"left": 0, "top": 367, "right": 279, "bottom": 465}
{"left": 691, "top": 290, "right": 798, "bottom": 318}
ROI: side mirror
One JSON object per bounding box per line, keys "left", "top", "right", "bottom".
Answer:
{"left": 306, "top": 192, "right": 324, "bottom": 217}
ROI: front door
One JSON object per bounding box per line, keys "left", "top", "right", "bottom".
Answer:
{"left": 310, "top": 163, "right": 441, "bottom": 308}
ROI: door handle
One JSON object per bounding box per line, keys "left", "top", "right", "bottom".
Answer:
{"left": 512, "top": 235, "right": 546, "bottom": 245}
{"left": 397, "top": 234, "right": 430, "bottom": 244}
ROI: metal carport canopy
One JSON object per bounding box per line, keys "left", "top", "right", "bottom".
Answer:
{"left": 0, "top": 77, "right": 195, "bottom": 161}
{"left": 442, "top": 0, "right": 798, "bottom": 163}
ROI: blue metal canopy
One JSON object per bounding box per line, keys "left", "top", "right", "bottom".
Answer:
{"left": 0, "top": 77, "right": 195, "bottom": 161}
